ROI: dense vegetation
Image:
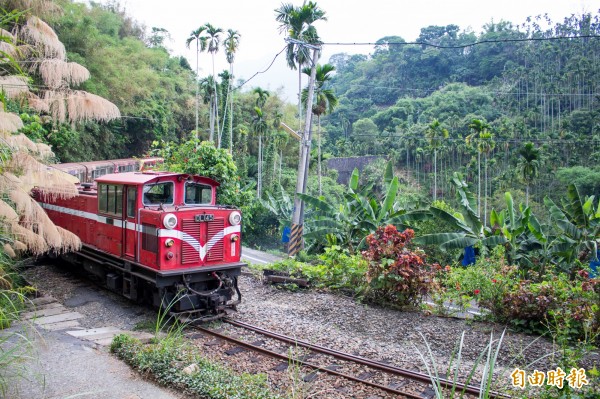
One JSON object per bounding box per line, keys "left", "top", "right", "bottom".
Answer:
{"left": 1, "top": 1, "right": 599, "bottom": 396}
{"left": 322, "top": 13, "right": 600, "bottom": 205}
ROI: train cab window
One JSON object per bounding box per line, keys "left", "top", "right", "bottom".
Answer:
{"left": 142, "top": 182, "right": 174, "bottom": 206}
{"left": 126, "top": 187, "right": 137, "bottom": 218}
{"left": 98, "top": 184, "right": 124, "bottom": 216}
{"left": 184, "top": 182, "right": 212, "bottom": 204}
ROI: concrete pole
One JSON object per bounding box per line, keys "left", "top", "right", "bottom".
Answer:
{"left": 289, "top": 47, "right": 320, "bottom": 256}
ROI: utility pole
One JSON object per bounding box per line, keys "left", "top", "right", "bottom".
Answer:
{"left": 288, "top": 43, "right": 320, "bottom": 257}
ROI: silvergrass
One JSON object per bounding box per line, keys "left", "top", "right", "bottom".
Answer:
{"left": 414, "top": 329, "right": 507, "bottom": 399}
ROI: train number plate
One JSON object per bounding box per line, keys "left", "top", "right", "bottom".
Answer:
{"left": 194, "top": 214, "right": 214, "bottom": 222}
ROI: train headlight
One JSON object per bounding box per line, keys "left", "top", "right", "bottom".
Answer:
{"left": 165, "top": 238, "right": 174, "bottom": 247}
{"left": 163, "top": 213, "right": 178, "bottom": 229}
{"left": 229, "top": 211, "right": 241, "bottom": 226}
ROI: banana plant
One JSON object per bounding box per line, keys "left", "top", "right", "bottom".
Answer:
{"left": 520, "top": 212, "right": 567, "bottom": 276}
{"left": 544, "top": 184, "right": 599, "bottom": 271}
{"left": 260, "top": 184, "right": 293, "bottom": 233}
{"left": 489, "top": 192, "right": 531, "bottom": 265}
{"left": 299, "top": 162, "right": 428, "bottom": 252}
{"left": 414, "top": 173, "right": 506, "bottom": 252}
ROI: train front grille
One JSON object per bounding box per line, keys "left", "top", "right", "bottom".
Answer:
{"left": 206, "top": 218, "right": 224, "bottom": 261}
{"left": 181, "top": 218, "right": 224, "bottom": 264}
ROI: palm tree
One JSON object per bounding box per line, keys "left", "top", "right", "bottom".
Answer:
{"left": 252, "top": 88, "right": 270, "bottom": 197}
{"left": 271, "top": 109, "right": 288, "bottom": 185}
{"left": 252, "top": 107, "right": 268, "bottom": 198}
{"left": 185, "top": 26, "right": 207, "bottom": 137}
{"left": 302, "top": 63, "right": 337, "bottom": 196}
{"left": 199, "top": 76, "right": 216, "bottom": 139}
{"left": 466, "top": 119, "right": 491, "bottom": 218}
{"left": 223, "top": 29, "right": 240, "bottom": 152}
{"left": 518, "top": 142, "right": 540, "bottom": 206}
{"left": 478, "top": 131, "right": 495, "bottom": 226}
{"left": 204, "top": 23, "right": 223, "bottom": 143}
{"left": 254, "top": 87, "right": 270, "bottom": 108}
{"left": 425, "top": 119, "right": 448, "bottom": 201}
{"left": 275, "top": 1, "right": 327, "bottom": 123}
{"left": 217, "top": 69, "right": 231, "bottom": 147}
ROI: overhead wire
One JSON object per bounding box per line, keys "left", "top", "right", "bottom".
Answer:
{"left": 234, "top": 45, "right": 287, "bottom": 90}
{"left": 350, "top": 135, "right": 600, "bottom": 143}
{"left": 323, "top": 34, "right": 600, "bottom": 49}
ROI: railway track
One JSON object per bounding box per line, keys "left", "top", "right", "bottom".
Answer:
{"left": 191, "top": 318, "right": 511, "bottom": 399}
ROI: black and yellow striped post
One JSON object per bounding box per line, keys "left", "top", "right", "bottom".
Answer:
{"left": 287, "top": 223, "right": 303, "bottom": 257}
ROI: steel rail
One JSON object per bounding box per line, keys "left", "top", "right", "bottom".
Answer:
{"left": 224, "top": 319, "right": 511, "bottom": 399}
{"left": 194, "top": 325, "right": 426, "bottom": 399}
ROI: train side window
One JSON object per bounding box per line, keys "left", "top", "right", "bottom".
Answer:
{"left": 107, "top": 185, "right": 115, "bottom": 212}
{"left": 98, "top": 184, "right": 108, "bottom": 212}
{"left": 142, "top": 182, "right": 174, "bottom": 205}
{"left": 98, "top": 183, "right": 124, "bottom": 216}
{"left": 115, "top": 185, "right": 123, "bottom": 214}
{"left": 127, "top": 187, "right": 137, "bottom": 218}
{"left": 184, "top": 182, "right": 212, "bottom": 204}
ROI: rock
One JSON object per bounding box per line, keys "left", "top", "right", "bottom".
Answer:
{"left": 182, "top": 363, "right": 199, "bottom": 375}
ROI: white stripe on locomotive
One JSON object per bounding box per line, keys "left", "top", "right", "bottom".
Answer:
{"left": 38, "top": 202, "right": 240, "bottom": 261}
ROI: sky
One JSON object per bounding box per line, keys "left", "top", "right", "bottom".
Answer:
{"left": 95, "top": 0, "right": 598, "bottom": 102}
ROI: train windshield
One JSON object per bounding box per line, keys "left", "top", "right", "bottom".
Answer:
{"left": 185, "top": 182, "right": 212, "bottom": 205}
{"left": 142, "top": 182, "right": 174, "bottom": 205}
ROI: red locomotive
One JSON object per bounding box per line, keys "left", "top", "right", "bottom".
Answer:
{"left": 37, "top": 161, "right": 245, "bottom": 320}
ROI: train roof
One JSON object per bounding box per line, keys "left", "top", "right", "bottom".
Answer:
{"left": 95, "top": 171, "right": 220, "bottom": 186}
{"left": 54, "top": 157, "right": 163, "bottom": 170}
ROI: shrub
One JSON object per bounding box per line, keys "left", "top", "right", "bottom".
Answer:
{"left": 431, "top": 248, "right": 600, "bottom": 341}
{"left": 263, "top": 246, "right": 368, "bottom": 297}
{"left": 303, "top": 246, "right": 368, "bottom": 296}
{"left": 111, "top": 334, "right": 283, "bottom": 399}
{"left": 362, "top": 225, "right": 434, "bottom": 308}
{"left": 0, "top": 247, "right": 35, "bottom": 396}
{"left": 431, "top": 247, "right": 518, "bottom": 316}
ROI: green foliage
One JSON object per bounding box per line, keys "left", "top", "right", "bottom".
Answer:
{"left": 543, "top": 185, "right": 600, "bottom": 272}
{"left": 414, "top": 173, "right": 506, "bottom": 251}
{"left": 242, "top": 202, "right": 280, "bottom": 249}
{"left": 413, "top": 199, "right": 462, "bottom": 264}
{"left": 265, "top": 246, "right": 367, "bottom": 297}
{"left": 323, "top": 11, "right": 600, "bottom": 216}
{"left": 301, "top": 162, "right": 427, "bottom": 252}
{"left": 260, "top": 184, "right": 293, "bottom": 233}
{"left": 151, "top": 139, "right": 247, "bottom": 206}
{"left": 111, "top": 334, "right": 282, "bottom": 399}
{"left": 45, "top": 1, "right": 196, "bottom": 158}
{"left": 431, "top": 248, "right": 600, "bottom": 341}
{"left": 556, "top": 167, "right": 600, "bottom": 199}
{"left": 362, "top": 225, "right": 434, "bottom": 308}
{"left": 151, "top": 139, "right": 262, "bottom": 241}
{"left": 0, "top": 244, "right": 36, "bottom": 396}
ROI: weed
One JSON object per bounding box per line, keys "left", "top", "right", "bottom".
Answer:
{"left": 414, "top": 329, "right": 507, "bottom": 398}
{"left": 111, "top": 334, "right": 283, "bottom": 399}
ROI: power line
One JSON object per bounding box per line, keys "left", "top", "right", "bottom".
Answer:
{"left": 337, "top": 82, "right": 600, "bottom": 97}
{"left": 234, "top": 46, "right": 287, "bottom": 90}
{"left": 323, "top": 34, "right": 600, "bottom": 49}
{"left": 348, "top": 135, "right": 600, "bottom": 144}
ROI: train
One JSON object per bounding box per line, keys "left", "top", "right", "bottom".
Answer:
{"left": 36, "top": 158, "right": 245, "bottom": 321}
{"left": 54, "top": 157, "right": 164, "bottom": 183}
